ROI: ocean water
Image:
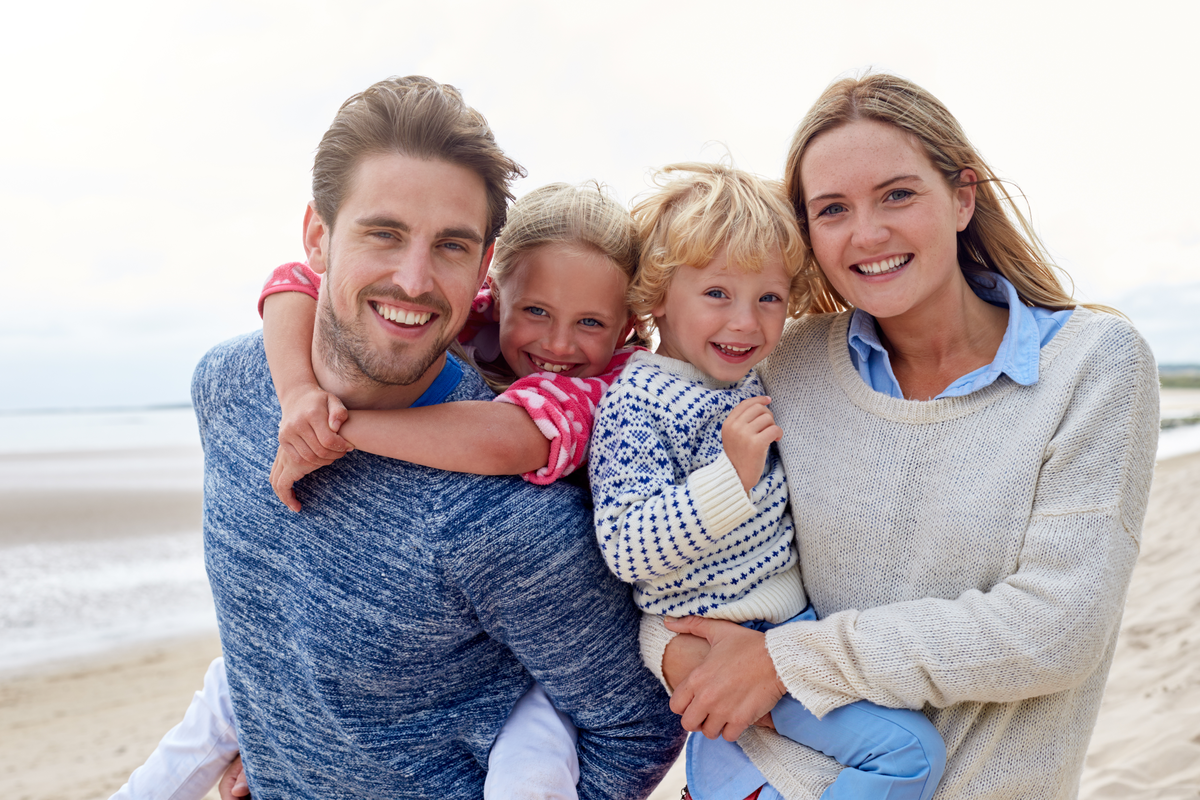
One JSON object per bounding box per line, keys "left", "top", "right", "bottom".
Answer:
{"left": 0, "top": 406, "right": 211, "bottom": 673}
{"left": 1, "top": 405, "right": 1197, "bottom": 673}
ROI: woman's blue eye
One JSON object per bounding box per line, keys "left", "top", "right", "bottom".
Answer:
{"left": 579, "top": 318, "right": 603, "bottom": 328}
{"left": 816, "top": 203, "right": 845, "bottom": 218}
{"left": 526, "top": 306, "right": 547, "bottom": 317}
{"left": 887, "top": 189, "right": 913, "bottom": 202}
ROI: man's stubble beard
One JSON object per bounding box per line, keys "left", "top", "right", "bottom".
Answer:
{"left": 316, "top": 258, "right": 456, "bottom": 388}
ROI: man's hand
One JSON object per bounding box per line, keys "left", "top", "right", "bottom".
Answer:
{"left": 218, "top": 754, "right": 250, "bottom": 799}
{"left": 722, "top": 397, "right": 782, "bottom": 494}
{"left": 272, "top": 386, "right": 353, "bottom": 511}
{"left": 664, "top": 616, "right": 786, "bottom": 742}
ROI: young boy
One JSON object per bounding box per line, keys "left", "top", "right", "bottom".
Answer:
{"left": 589, "top": 163, "right": 946, "bottom": 800}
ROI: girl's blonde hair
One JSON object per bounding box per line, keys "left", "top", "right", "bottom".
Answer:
{"left": 462, "top": 182, "right": 639, "bottom": 391}
{"left": 784, "top": 73, "right": 1114, "bottom": 315}
{"left": 629, "top": 163, "right": 810, "bottom": 322}
{"left": 491, "top": 182, "right": 638, "bottom": 289}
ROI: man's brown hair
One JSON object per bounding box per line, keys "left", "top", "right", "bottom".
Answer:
{"left": 312, "top": 75, "right": 525, "bottom": 244}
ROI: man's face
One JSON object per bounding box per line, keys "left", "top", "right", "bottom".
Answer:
{"left": 306, "top": 153, "right": 491, "bottom": 388}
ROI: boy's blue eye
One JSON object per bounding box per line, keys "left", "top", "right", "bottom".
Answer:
{"left": 705, "top": 289, "right": 727, "bottom": 299}
{"left": 526, "top": 306, "right": 547, "bottom": 317}
{"left": 760, "top": 293, "right": 782, "bottom": 303}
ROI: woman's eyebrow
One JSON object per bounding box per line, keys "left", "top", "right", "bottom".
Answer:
{"left": 873, "top": 174, "right": 921, "bottom": 190}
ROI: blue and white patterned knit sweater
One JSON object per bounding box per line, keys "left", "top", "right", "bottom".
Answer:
{"left": 193, "top": 333, "right": 683, "bottom": 800}
{"left": 590, "top": 351, "right": 807, "bottom": 623}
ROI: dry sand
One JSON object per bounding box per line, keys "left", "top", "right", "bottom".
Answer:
{"left": 3, "top": 451, "right": 1198, "bottom": 799}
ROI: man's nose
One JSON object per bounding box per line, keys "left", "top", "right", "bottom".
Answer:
{"left": 391, "top": 247, "right": 436, "bottom": 298}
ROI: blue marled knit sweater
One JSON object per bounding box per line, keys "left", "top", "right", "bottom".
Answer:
{"left": 193, "top": 332, "right": 683, "bottom": 799}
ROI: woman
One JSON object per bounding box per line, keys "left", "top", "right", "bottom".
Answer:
{"left": 644, "top": 74, "right": 1159, "bottom": 799}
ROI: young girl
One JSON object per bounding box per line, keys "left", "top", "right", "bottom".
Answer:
{"left": 588, "top": 163, "right": 946, "bottom": 800}
{"left": 110, "top": 182, "right": 642, "bottom": 800}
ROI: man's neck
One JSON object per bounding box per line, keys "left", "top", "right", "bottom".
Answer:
{"left": 312, "top": 339, "right": 447, "bottom": 411}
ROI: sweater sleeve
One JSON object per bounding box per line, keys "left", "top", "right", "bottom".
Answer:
{"left": 590, "top": 382, "right": 758, "bottom": 584}
{"left": 257, "top": 262, "right": 321, "bottom": 317}
{"left": 494, "top": 348, "right": 638, "bottom": 485}
{"left": 454, "top": 481, "right": 685, "bottom": 800}
{"left": 765, "top": 321, "right": 1160, "bottom": 719}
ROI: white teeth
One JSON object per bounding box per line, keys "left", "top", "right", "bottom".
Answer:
{"left": 857, "top": 255, "right": 909, "bottom": 275}
{"left": 716, "top": 344, "right": 753, "bottom": 355}
{"left": 374, "top": 303, "right": 432, "bottom": 326}
{"left": 532, "top": 358, "right": 572, "bottom": 374}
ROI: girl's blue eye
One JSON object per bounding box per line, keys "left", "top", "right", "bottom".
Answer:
{"left": 760, "top": 293, "right": 782, "bottom": 303}
{"left": 706, "top": 289, "right": 727, "bottom": 299}
{"left": 579, "top": 318, "right": 603, "bottom": 328}
{"left": 526, "top": 306, "right": 547, "bottom": 317}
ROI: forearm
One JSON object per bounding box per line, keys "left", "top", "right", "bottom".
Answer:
{"left": 262, "top": 292, "right": 320, "bottom": 400}
{"left": 340, "top": 402, "right": 550, "bottom": 475}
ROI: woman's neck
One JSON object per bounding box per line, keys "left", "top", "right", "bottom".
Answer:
{"left": 874, "top": 275, "right": 1009, "bottom": 401}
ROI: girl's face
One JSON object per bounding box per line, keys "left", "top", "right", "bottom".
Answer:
{"left": 800, "top": 119, "right": 976, "bottom": 321}
{"left": 653, "top": 244, "right": 791, "bottom": 383}
{"left": 494, "top": 242, "right": 634, "bottom": 380}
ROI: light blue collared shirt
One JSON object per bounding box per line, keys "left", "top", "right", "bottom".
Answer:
{"left": 847, "top": 272, "right": 1073, "bottom": 399}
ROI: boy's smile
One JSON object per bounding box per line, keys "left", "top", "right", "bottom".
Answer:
{"left": 652, "top": 245, "right": 791, "bottom": 383}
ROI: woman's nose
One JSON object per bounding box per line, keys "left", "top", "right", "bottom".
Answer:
{"left": 851, "top": 208, "right": 889, "bottom": 249}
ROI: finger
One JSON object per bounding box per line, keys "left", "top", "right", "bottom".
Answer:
{"left": 668, "top": 682, "right": 694, "bottom": 717}
{"left": 721, "top": 718, "right": 750, "bottom": 742}
{"left": 664, "top": 615, "right": 709, "bottom": 638}
{"left": 327, "top": 395, "right": 350, "bottom": 433}
{"left": 678, "top": 697, "right": 709, "bottom": 735}
{"left": 701, "top": 714, "right": 729, "bottom": 741}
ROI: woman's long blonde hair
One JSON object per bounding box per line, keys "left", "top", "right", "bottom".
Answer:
{"left": 784, "top": 73, "right": 1114, "bottom": 316}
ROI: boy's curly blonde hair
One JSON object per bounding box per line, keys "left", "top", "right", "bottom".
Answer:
{"left": 629, "top": 163, "right": 810, "bottom": 323}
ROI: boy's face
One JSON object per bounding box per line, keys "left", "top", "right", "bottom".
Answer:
{"left": 652, "top": 245, "right": 791, "bottom": 383}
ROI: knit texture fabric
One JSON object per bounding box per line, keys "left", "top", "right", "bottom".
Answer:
{"left": 591, "top": 351, "right": 807, "bottom": 624}
{"left": 644, "top": 308, "right": 1158, "bottom": 799}
{"left": 194, "top": 333, "right": 683, "bottom": 800}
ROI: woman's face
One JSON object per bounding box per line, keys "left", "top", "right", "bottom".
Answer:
{"left": 799, "top": 119, "right": 976, "bottom": 321}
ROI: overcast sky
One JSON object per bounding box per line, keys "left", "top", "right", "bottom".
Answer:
{"left": 2, "top": 0, "right": 1197, "bottom": 411}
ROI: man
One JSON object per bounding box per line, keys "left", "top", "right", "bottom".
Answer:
{"left": 193, "top": 76, "right": 682, "bottom": 799}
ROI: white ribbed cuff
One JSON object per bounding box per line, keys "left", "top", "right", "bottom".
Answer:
{"left": 690, "top": 451, "right": 757, "bottom": 540}
{"left": 638, "top": 613, "right": 679, "bottom": 693}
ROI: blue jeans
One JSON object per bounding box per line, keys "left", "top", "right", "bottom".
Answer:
{"left": 686, "top": 608, "right": 945, "bottom": 800}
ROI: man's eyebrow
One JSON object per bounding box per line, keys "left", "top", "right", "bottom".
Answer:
{"left": 437, "top": 226, "right": 484, "bottom": 244}
{"left": 807, "top": 174, "right": 925, "bottom": 208}
{"left": 355, "top": 216, "right": 410, "bottom": 231}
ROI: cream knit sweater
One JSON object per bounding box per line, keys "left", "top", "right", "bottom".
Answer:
{"left": 641, "top": 308, "right": 1159, "bottom": 799}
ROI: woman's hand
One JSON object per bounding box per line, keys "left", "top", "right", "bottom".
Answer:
{"left": 665, "top": 616, "right": 786, "bottom": 742}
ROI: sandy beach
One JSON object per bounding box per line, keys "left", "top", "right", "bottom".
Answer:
{"left": 2, "top": 428, "right": 1198, "bottom": 798}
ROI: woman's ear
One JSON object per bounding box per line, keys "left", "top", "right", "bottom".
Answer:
{"left": 955, "top": 168, "right": 978, "bottom": 232}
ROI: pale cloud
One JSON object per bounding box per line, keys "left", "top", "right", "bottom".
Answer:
{"left": 1, "top": 0, "right": 1197, "bottom": 409}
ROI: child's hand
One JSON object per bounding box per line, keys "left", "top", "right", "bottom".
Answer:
{"left": 277, "top": 385, "right": 353, "bottom": 467}
{"left": 218, "top": 753, "right": 250, "bottom": 799}
{"left": 722, "top": 396, "right": 782, "bottom": 494}
{"left": 270, "top": 443, "right": 327, "bottom": 512}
